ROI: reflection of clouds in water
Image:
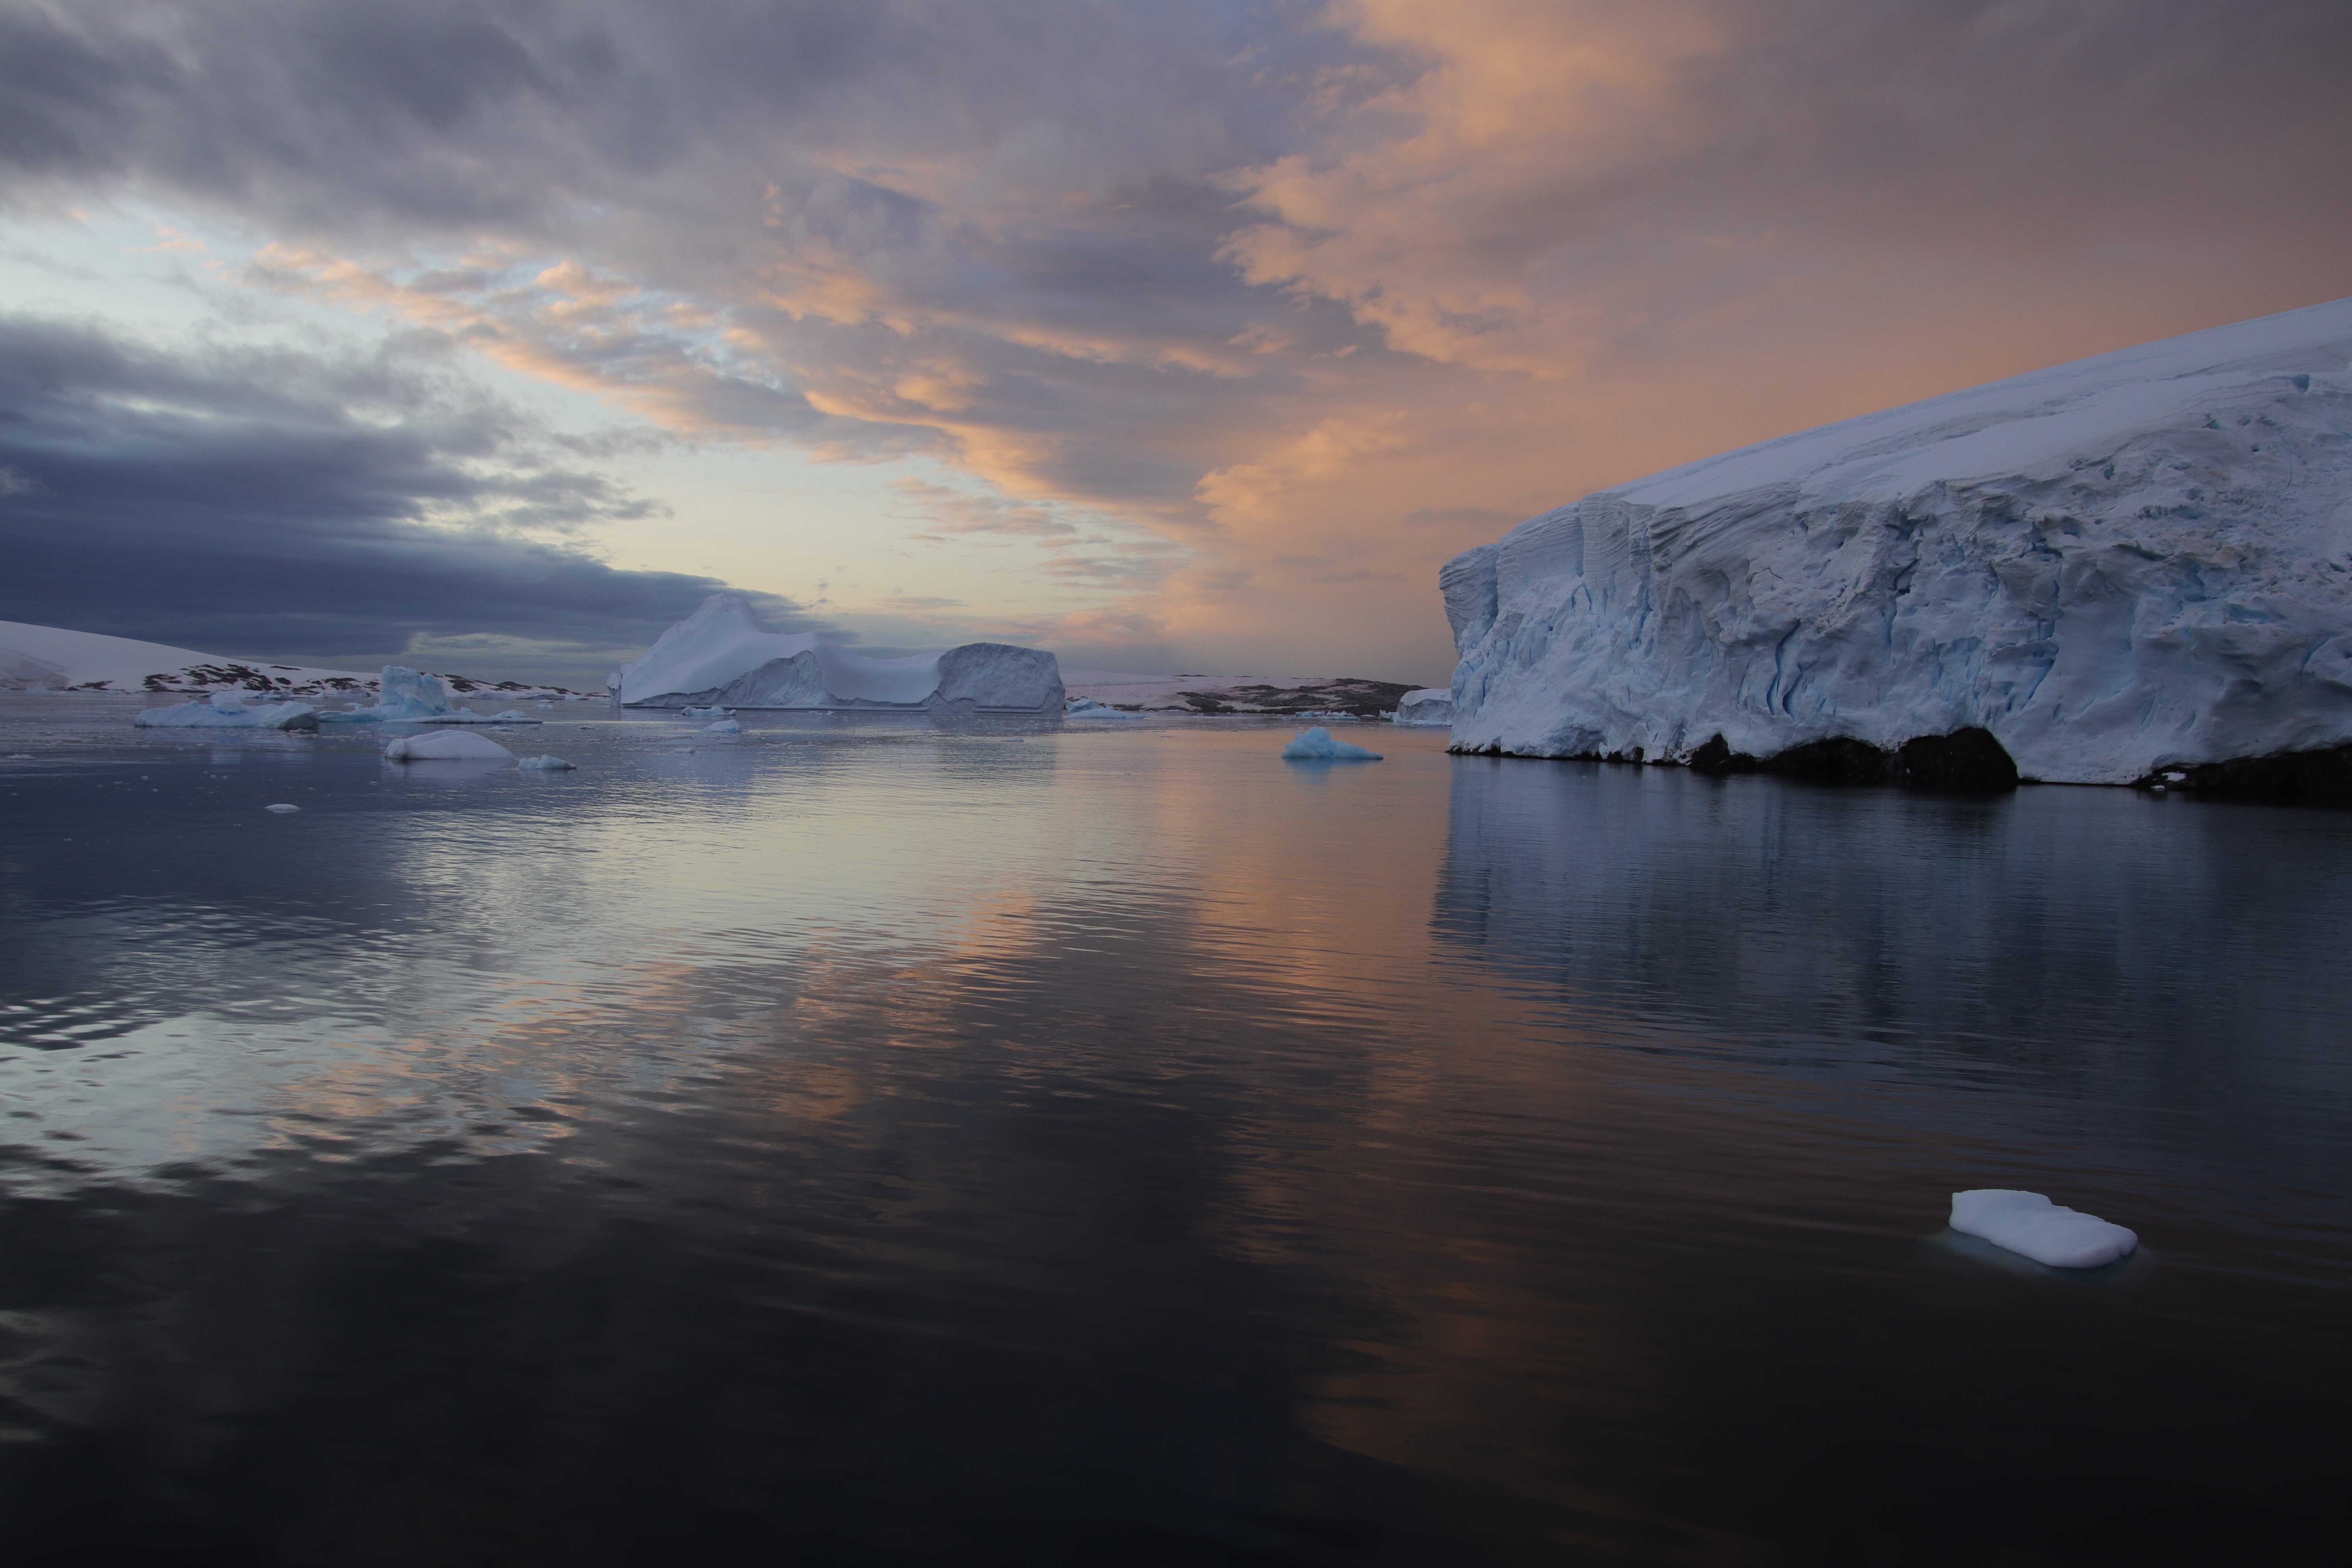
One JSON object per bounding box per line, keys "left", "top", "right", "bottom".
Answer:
{"left": 1433, "top": 757, "right": 2352, "bottom": 1192}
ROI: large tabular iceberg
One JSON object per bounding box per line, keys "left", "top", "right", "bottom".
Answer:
{"left": 1443, "top": 298, "right": 2352, "bottom": 786}
{"left": 611, "top": 594, "right": 1064, "bottom": 713}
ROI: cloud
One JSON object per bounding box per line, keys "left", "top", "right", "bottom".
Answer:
{"left": 0, "top": 310, "right": 815, "bottom": 674}
{"left": 2, "top": 0, "right": 2344, "bottom": 681}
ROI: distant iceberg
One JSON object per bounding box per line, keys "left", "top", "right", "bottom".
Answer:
{"left": 133, "top": 690, "right": 318, "bottom": 730}
{"left": 1393, "top": 689, "right": 1453, "bottom": 726}
{"left": 610, "top": 595, "right": 1064, "bottom": 713}
{"left": 1949, "top": 1190, "right": 2138, "bottom": 1269}
{"left": 1282, "top": 726, "right": 1384, "bottom": 761}
{"left": 322, "top": 666, "right": 539, "bottom": 726}
{"left": 384, "top": 730, "right": 516, "bottom": 762}
{"left": 1443, "top": 297, "right": 2352, "bottom": 787}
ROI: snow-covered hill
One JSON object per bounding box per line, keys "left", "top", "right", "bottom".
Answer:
{"left": 0, "top": 619, "right": 589, "bottom": 699}
{"left": 1443, "top": 297, "right": 2352, "bottom": 785}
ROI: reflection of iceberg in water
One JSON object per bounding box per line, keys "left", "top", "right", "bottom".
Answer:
{"left": 1431, "top": 758, "right": 2352, "bottom": 1171}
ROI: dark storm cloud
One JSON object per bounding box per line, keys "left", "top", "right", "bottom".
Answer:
{"left": 0, "top": 0, "right": 2344, "bottom": 675}
{"left": 0, "top": 312, "right": 809, "bottom": 658}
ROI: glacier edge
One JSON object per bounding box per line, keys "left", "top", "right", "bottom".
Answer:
{"left": 1444, "top": 297, "right": 2352, "bottom": 786}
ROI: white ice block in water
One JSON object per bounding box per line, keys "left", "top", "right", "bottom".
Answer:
{"left": 516, "top": 755, "right": 577, "bottom": 770}
{"left": 703, "top": 719, "right": 742, "bottom": 734}
{"left": 610, "top": 593, "right": 1063, "bottom": 712}
{"left": 132, "top": 691, "right": 319, "bottom": 730}
{"left": 1949, "top": 1189, "right": 2138, "bottom": 1268}
{"left": 1282, "top": 726, "right": 1384, "bottom": 761}
{"left": 1393, "top": 688, "right": 1454, "bottom": 726}
{"left": 384, "top": 730, "right": 516, "bottom": 762}
{"left": 263, "top": 803, "right": 301, "bottom": 813}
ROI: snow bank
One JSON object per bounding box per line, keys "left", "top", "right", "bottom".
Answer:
{"left": 610, "top": 594, "right": 1064, "bottom": 712}
{"left": 0, "top": 618, "right": 589, "bottom": 700}
{"left": 1444, "top": 297, "right": 2352, "bottom": 784}
{"left": 384, "top": 730, "right": 515, "bottom": 762}
{"left": 1394, "top": 689, "right": 1453, "bottom": 726}
{"left": 1949, "top": 1189, "right": 2138, "bottom": 1269}
{"left": 1282, "top": 726, "right": 1384, "bottom": 761}
{"left": 132, "top": 691, "right": 319, "bottom": 730}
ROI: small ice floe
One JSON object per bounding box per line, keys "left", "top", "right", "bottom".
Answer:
{"left": 1949, "top": 1189, "right": 2138, "bottom": 1269}
{"left": 383, "top": 730, "right": 515, "bottom": 762}
{"left": 263, "top": 803, "right": 301, "bottom": 813}
{"left": 489, "top": 709, "right": 533, "bottom": 722}
{"left": 133, "top": 690, "right": 319, "bottom": 731}
{"left": 1282, "top": 726, "right": 1383, "bottom": 761}
{"left": 681, "top": 704, "right": 731, "bottom": 718}
{"left": 516, "top": 755, "right": 577, "bottom": 770}
{"left": 703, "top": 719, "right": 742, "bottom": 734}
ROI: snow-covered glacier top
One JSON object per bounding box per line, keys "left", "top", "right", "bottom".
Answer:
{"left": 611, "top": 594, "right": 1064, "bottom": 713}
{"left": 1444, "top": 297, "right": 2352, "bottom": 783}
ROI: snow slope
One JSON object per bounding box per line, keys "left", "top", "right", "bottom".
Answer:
{"left": 1443, "top": 298, "right": 2352, "bottom": 783}
{"left": 0, "top": 618, "right": 588, "bottom": 700}
{"left": 611, "top": 594, "right": 1063, "bottom": 712}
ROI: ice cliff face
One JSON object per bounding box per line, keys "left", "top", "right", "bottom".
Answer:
{"left": 1444, "top": 298, "right": 2352, "bottom": 784}
{"left": 612, "top": 594, "right": 1064, "bottom": 713}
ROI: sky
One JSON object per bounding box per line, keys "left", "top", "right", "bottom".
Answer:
{"left": 2, "top": 0, "right": 2346, "bottom": 688}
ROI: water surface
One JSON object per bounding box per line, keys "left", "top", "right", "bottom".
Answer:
{"left": 2, "top": 693, "right": 2346, "bottom": 1564}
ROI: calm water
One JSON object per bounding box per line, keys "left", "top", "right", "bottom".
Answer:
{"left": 1, "top": 693, "right": 2346, "bottom": 1565}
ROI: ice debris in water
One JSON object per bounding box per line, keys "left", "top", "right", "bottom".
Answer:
{"left": 133, "top": 689, "right": 319, "bottom": 730}
{"left": 383, "top": 730, "right": 516, "bottom": 762}
{"left": 490, "top": 709, "right": 532, "bottom": 722}
{"left": 1949, "top": 1189, "right": 2137, "bottom": 1269}
{"left": 517, "top": 755, "right": 577, "bottom": 770}
{"left": 1282, "top": 726, "right": 1384, "bottom": 761}
{"left": 263, "top": 803, "right": 301, "bottom": 813}
{"left": 703, "top": 718, "right": 742, "bottom": 734}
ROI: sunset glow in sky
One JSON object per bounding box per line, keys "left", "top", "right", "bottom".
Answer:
{"left": 3, "top": 0, "right": 2346, "bottom": 685}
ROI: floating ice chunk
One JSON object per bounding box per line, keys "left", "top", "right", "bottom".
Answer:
{"left": 1393, "top": 688, "right": 1454, "bottom": 726}
{"left": 383, "top": 730, "right": 516, "bottom": 762}
{"left": 263, "top": 803, "right": 301, "bottom": 813}
{"left": 703, "top": 718, "right": 742, "bottom": 734}
{"left": 516, "top": 755, "right": 577, "bottom": 770}
{"left": 1949, "top": 1189, "right": 2137, "bottom": 1269}
{"left": 681, "top": 704, "right": 730, "bottom": 718}
{"left": 133, "top": 692, "right": 319, "bottom": 730}
{"left": 1283, "top": 726, "right": 1384, "bottom": 761}
{"left": 322, "top": 666, "right": 540, "bottom": 725}
{"left": 611, "top": 593, "right": 1063, "bottom": 711}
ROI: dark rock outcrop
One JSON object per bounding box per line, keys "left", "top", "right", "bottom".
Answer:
{"left": 1688, "top": 728, "right": 2018, "bottom": 792}
{"left": 2133, "top": 744, "right": 2352, "bottom": 804}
